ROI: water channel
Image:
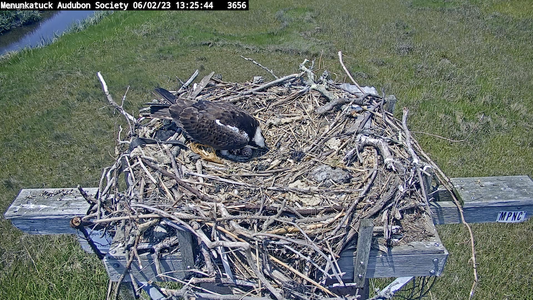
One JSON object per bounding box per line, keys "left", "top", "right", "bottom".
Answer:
{"left": 0, "top": 11, "right": 97, "bottom": 56}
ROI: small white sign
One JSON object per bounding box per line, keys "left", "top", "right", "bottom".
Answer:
{"left": 496, "top": 211, "right": 526, "bottom": 223}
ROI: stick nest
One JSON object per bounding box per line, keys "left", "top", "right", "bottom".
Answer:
{"left": 83, "top": 60, "right": 440, "bottom": 299}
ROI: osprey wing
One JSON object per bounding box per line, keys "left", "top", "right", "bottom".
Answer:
{"left": 178, "top": 103, "right": 251, "bottom": 150}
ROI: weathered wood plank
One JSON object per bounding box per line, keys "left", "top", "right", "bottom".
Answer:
{"left": 174, "top": 225, "right": 195, "bottom": 275}
{"left": 339, "top": 241, "right": 448, "bottom": 279}
{"left": 76, "top": 228, "right": 112, "bottom": 254}
{"left": 4, "top": 188, "right": 94, "bottom": 234}
{"left": 353, "top": 219, "right": 374, "bottom": 287}
{"left": 431, "top": 175, "right": 533, "bottom": 224}
{"left": 104, "top": 246, "right": 191, "bottom": 282}
{"left": 5, "top": 187, "right": 448, "bottom": 281}
{"left": 104, "top": 223, "right": 195, "bottom": 283}
{"left": 340, "top": 213, "right": 447, "bottom": 279}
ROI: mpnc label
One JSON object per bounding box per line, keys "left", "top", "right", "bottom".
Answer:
{"left": 496, "top": 211, "right": 526, "bottom": 223}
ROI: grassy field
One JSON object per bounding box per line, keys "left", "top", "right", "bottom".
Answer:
{"left": 0, "top": 11, "right": 42, "bottom": 34}
{"left": 1, "top": 0, "right": 532, "bottom": 299}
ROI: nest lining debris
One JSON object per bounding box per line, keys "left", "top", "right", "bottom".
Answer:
{"left": 82, "top": 60, "right": 441, "bottom": 300}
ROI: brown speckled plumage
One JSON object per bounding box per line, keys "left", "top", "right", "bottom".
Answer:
{"left": 151, "top": 88, "right": 263, "bottom": 151}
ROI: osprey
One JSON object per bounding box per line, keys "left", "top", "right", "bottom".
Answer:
{"left": 149, "top": 88, "right": 267, "bottom": 161}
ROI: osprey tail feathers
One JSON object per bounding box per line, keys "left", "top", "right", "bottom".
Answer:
{"left": 154, "top": 87, "right": 177, "bottom": 104}
{"left": 149, "top": 103, "right": 172, "bottom": 119}
{"left": 149, "top": 88, "right": 177, "bottom": 119}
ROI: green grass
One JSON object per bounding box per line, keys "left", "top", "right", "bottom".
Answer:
{"left": 436, "top": 221, "right": 533, "bottom": 299}
{"left": 0, "top": 11, "right": 42, "bottom": 34}
{"left": 0, "top": 0, "right": 532, "bottom": 298}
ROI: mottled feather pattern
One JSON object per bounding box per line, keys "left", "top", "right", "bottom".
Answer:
{"left": 176, "top": 101, "right": 255, "bottom": 150}
{"left": 151, "top": 88, "right": 263, "bottom": 151}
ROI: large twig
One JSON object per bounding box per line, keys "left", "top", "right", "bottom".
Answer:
{"left": 338, "top": 51, "right": 364, "bottom": 94}
{"left": 269, "top": 255, "right": 336, "bottom": 297}
{"left": 402, "top": 108, "right": 430, "bottom": 213}
{"left": 224, "top": 73, "right": 302, "bottom": 103}
{"left": 177, "top": 69, "right": 199, "bottom": 93}
{"left": 241, "top": 55, "right": 278, "bottom": 79}
{"left": 356, "top": 135, "right": 397, "bottom": 171}
{"left": 401, "top": 108, "right": 420, "bottom": 166}
{"left": 112, "top": 235, "right": 140, "bottom": 300}
{"left": 97, "top": 72, "right": 136, "bottom": 135}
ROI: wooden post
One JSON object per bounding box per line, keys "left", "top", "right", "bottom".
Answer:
{"left": 431, "top": 175, "right": 533, "bottom": 224}
{"left": 6, "top": 175, "right": 533, "bottom": 298}
{"left": 353, "top": 219, "right": 374, "bottom": 299}
{"left": 5, "top": 187, "right": 449, "bottom": 285}
{"left": 4, "top": 188, "right": 95, "bottom": 234}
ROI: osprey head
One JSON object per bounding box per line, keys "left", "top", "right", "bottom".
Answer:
{"left": 249, "top": 127, "right": 267, "bottom": 149}
{"left": 218, "top": 126, "right": 268, "bottom": 162}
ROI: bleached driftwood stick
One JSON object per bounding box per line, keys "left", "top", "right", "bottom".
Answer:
{"left": 243, "top": 73, "right": 301, "bottom": 95}
{"left": 300, "top": 60, "right": 338, "bottom": 103}
{"left": 338, "top": 51, "right": 364, "bottom": 94}
{"left": 96, "top": 72, "right": 136, "bottom": 131}
{"left": 401, "top": 108, "right": 420, "bottom": 166}
{"left": 224, "top": 73, "right": 302, "bottom": 103}
{"left": 189, "top": 71, "right": 214, "bottom": 99}
{"left": 356, "top": 135, "right": 397, "bottom": 171}
{"left": 177, "top": 69, "right": 199, "bottom": 93}
{"left": 241, "top": 55, "right": 278, "bottom": 79}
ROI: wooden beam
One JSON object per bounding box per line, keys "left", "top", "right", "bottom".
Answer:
{"left": 9, "top": 176, "right": 532, "bottom": 231}
{"left": 431, "top": 175, "right": 533, "bottom": 225}
{"left": 6, "top": 175, "right": 531, "bottom": 295}
{"left": 104, "top": 247, "right": 191, "bottom": 282}
{"left": 339, "top": 213, "right": 448, "bottom": 279}
{"left": 4, "top": 188, "right": 94, "bottom": 234}
{"left": 4, "top": 187, "right": 448, "bottom": 281}
{"left": 339, "top": 241, "right": 448, "bottom": 279}
{"left": 353, "top": 219, "right": 374, "bottom": 288}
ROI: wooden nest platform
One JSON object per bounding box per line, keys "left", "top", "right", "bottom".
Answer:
{"left": 76, "top": 60, "right": 448, "bottom": 299}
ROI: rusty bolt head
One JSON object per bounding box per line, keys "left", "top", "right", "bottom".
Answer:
{"left": 70, "top": 216, "right": 82, "bottom": 228}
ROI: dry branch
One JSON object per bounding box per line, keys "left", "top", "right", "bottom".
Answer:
{"left": 85, "top": 59, "right": 446, "bottom": 300}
